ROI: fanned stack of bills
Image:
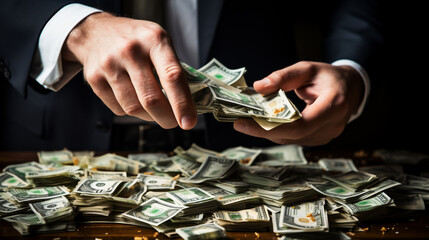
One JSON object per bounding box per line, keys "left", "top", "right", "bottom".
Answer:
{"left": 213, "top": 205, "right": 271, "bottom": 231}
{"left": 0, "top": 145, "right": 428, "bottom": 238}
{"left": 182, "top": 59, "right": 302, "bottom": 130}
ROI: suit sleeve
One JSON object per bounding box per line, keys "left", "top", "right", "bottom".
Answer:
{"left": 0, "top": 0, "right": 117, "bottom": 97}
{"left": 325, "top": 0, "right": 383, "bottom": 69}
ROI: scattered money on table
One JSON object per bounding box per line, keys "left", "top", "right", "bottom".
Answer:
{"left": 1, "top": 144, "right": 428, "bottom": 238}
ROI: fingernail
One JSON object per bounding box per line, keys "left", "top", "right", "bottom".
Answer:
{"left": 181, "top": 114, "right": 196, "bottom": 130}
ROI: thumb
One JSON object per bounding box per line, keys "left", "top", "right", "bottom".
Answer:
{"left": 254, "top": 61, "right": 316, "bottom": 95}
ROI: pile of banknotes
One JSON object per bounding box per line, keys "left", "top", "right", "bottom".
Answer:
{"left": 182, "top": 59, "right": 302, "bottom": 130}
{"left": 1, "top": 145, "right": 428, "bottom": 239}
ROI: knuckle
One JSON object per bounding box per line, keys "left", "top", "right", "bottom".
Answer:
{"left": 145, "top": 24, "right": 169, "bottom": 44}
{"left": 99, "top": 54, "right": 116, "bottom": 70}
{"left": 141, "top": 94, "right": 162, "bottom": 109}
{"left": 118, "top": 40, "right": 140, "bottom": 58}
{"left": 84, "top": 69, "right": 104, "bottom": 87}
{"left": 123, "top": 103, "right": 143, "bottom": 116}
{"left": 162, "top": 65, "right": 183, "bottom": 85}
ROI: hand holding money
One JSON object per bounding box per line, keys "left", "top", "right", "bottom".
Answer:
{"left": 234, "top": 61, "right": 364, "bottom": 146}
{"left": 182, "top": 59, "right": 301, "bottom": 131}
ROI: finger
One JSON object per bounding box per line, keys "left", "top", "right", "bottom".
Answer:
{"left": 254, "top": 61, "right": 317, "bottom": 95}
{"left": 85, "top": 72, "right": 127, "bottom": 116}
{"left": 233, "top": 92, "right": 335, "bottom": 141}
{"left": 126, "top": 58, "right": 178, "bottom": 129}
{"left": 106, "top": 69, "right": 153, "bottom": 121}
{"left": 149, "top": 42, "right": 197, "bottom": 130}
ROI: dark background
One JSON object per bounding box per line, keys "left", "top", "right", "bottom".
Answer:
{"left": 327, "top": 1, "right": 429, "bottom": 153}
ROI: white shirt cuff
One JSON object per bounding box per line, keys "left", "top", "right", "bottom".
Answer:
{"left": 35, "top": 3, "right": 101, "bottom": 91}
{"left": 331, "top": 59, "right": 371, "bottom": 123}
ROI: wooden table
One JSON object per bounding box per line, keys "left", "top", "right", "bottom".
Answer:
{"left": 1, "top": 151, "right": 428, "bottom": 240}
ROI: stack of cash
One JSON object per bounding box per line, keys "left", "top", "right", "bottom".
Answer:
{"left": 72, "top": 178, "right": 147, "bottom": 220}
{"left": 167, "top": 187, "right": 219, "bottom": 215}
{"left": 273, "top": 199, "right": 329, "bottom": 234}
{"left": 182, "top": 59, "right": 302, "bottom": 130}
{"left": 213, "top": 205, "right": 271, "bottom": 231}
{"left": 0, "top": 145, "right": 427, "bottom": 238}
{"left": 176, "top": 222, "right": 227, "bottom": 240}
{"left": 25, "top": 165, "right": 83, "bottom": 187}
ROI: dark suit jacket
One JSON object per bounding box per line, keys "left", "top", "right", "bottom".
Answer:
{"left": 0, "top": 0, "right": 382, "bottom": 151}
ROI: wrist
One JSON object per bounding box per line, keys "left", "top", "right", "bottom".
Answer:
{"left": 62, "top": 11, "right": 108, "bottom": 64}
{"left": 332, "top": 60, "right": 370, "bottom": 122}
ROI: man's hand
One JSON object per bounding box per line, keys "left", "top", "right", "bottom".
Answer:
{"left": 62, "top": 12, "right": 197, "bottom": 130}
{"left": 233, "top": 61, "right": 364, "bottom": 146}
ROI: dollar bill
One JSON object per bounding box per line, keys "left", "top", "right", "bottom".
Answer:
{"left": 89, "top": 153, "right": 144, "bottom": 175}
{"left": 322, "top": 171, "right": 379, "bottom": 191}
{"left": 279, "top": 199, "right": 328, "bottom": 231}
{"left": 183, "top": 59, "right": 301, "bottom": 130}
{"left": 176, "top": 222, "right": 227, "bottom": 240}
{"left": 339, "top": 192, "right": 392, "bottom": 215}
{"left": 198, "top": 58, "right": 246, "bottom": 87}
{"left": 73, "top": 179, "right": 123, "bottom": 196}
{"left": 2, "top": 186, "right": 70, "bottom": 203}
{"left": 29, "top": 196, "right": 73, "bottom": 223}
{"left": 0, "top": 172, "right": 29, "bottom": 189}
{"left": 259, "top": 144, "right": 307, "bottom": 166}
{"left": 167, "top": 187, "right": 215, "bottom": 205}
{"left": 180, "top": 156, "right": 238, "bottom": 183}
{"left": 318, "top": 158, "right": 358, "bottom": 172}
{"left": 37, "top": 149, "right": 74, "bottom": 165}
{"left": 221, "top": 146, "right": 262, "bottom": 165}
{"left": 86, "top": 170, "right": 127, "bottom": 180}
{"left": 0, "top": 195, "right": 27, "bottom": 215}
{"left": 3, "top": 161, "right": 47, "bottom": 181}
{"left": 122, "top": 197, "right": 185, "bottom": 226}
{"left": 136, "top": 174, "right": 176, "bottom": 190}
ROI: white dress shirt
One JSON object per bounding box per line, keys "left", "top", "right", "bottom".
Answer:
{"left": 31, "top": 1, "right": 370, "bottom": 123}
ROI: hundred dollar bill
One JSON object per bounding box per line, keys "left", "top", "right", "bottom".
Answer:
{"left": 221, "top": 146, "right": 262, "bottom": 165}
{"left": 279, "top": 199, "right": 328, "bottom": 231}
{"left": 3, "top": 161, "right": 47, "bottom": 181}
{"left": 136, "top": 174, "right": 176, "bottom": 190}
{"left": 322, "top": 171, "right": 378, "bottom": 191}
{"left": 180, "top": 156, "right": 238, "bottom": 183}
{"left": 86, "top": 170, "right": 127, "bottom": 180}
{"left": 25, "top": 165, "right": 82, "bottom": 186}
{"left": 29, "top": 196, "right": 73, "bottom": 223}
{"left": 214, "top": 205, "right": 270, "bottom": 223}
{"left": 176, "top": 222, "right": 227, "bottom": 240}
{"left": 0, "top": 195, "right": 27, "bottom": 215}
{"left": 89, "top": 153, "right": 144, "bottom": 175}
{"left": 122, "top": 197, "right": 185, "bottom": 226}
{"left": 37, "top": 149, "right": 74, "bottom": 165}
{"left": 213, "top": 205, "right": 271, "bottom": 231}
{"left": 272, "top": 212, "right": 323, "bottom": 234}
{"left": 0, "top": 172, "right": 29, "bottom": 189}
{"left": 198, "top": 58, "right": 246, "bottom": 87}
{"left": 167, "top": 187, "right": 215, "bottom": 205}
{"left": 318, "top": 158, "right": 358, "bottom": 172}
{"left": 2, "top": 186, "right": 70, "bottom": 203}
{"left": 183, "top": 59, "right": 301, "bottom": 130}
{"left": 306, "top": 181, "right": 366, "bottom": 201}
{"left": 73, "top": 179, "right": 123, "bottom": 196}
{"left": 259, "top": 144, "right": 307, "bottom": 166}
{"left": 339, "top": 192, "right": 392, "bottom": 215}
{"left": 174, "top": 143, "right": 220, "bottom": 163}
